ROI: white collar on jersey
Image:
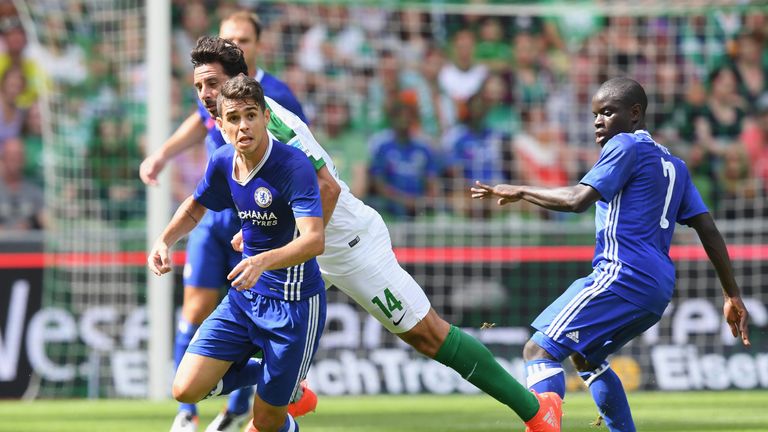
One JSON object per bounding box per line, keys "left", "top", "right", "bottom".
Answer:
{"left": 254, "top": 68, "right": 264, "bottom": 82}
{"left": 634, "top": 129, "right": 651, "bottom": 137}
{"left": 231, "top": 137, "right": 274, "bottom": 185}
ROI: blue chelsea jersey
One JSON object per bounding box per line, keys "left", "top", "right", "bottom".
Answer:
{"left": 194, "top": 139, "right": 324, "bottom": 301}
{"left": 194, "top": 69, "right": 308, "bottom": 234}
{"left": 579, "top": 130, "right": 708, "bottom": 315}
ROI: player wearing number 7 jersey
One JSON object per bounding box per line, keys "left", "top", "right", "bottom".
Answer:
{"left": 471, "top": 77, "right": 751, "bottom": 432}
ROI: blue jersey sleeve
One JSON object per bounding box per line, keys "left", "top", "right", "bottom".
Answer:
{"left": 193, "top": 151, "right": 235, "bottom": 212}
{"left": 580, "top": 134, "right": 637, "bottom": 201}
{"left": 677, "top": 170, "right": 709, "bottom": 224}
{"left": 196, "top": 99, "right": 209, "bottom": 120}
{"left": 262, "top": 73, "right": 308, "bottom": 124}
{"left": 282, "top": 154, "right": 323, "bottom": 219}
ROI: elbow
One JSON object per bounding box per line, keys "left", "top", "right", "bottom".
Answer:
{"left": 323, "top": 179, "right": 342, "bottom": 203}
{"left": 308, "top": 232, "right": 325, "bottom": 257}
{"left": 570, "top": 199, "right": 592, "bottom": 213}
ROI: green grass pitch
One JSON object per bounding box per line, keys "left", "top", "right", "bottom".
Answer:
{"left": 1, "top": 391, "right": 766, "bottom": 431}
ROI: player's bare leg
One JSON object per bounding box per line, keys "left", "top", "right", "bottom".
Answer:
{"left": 396, "top": 308, "right": 449, "bottom": 357}
{"left": 397, "top": 308, "right": 542, "bottom": 426}
{"left": 174, "top": 353, "right": 233, "bottom": 403}
{"left": 170, "top": 287, "right": 220, "bottom": 432}
{"left": 245, "top": 393, "right": 297, "bottom": 432}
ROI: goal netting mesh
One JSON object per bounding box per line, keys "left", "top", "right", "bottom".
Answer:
{"left": 13, "top": 0, "right": 767, "bottom": 398}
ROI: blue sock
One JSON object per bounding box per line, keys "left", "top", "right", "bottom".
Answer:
{"left": 227, "top": 386, "right": 254, "bottom": 415}
{"left": 579, "top": 362, "right": 635, "bottom": 432}
{"left": 278, "top": 414, "right": 298, "bottom": 432}
{"left": 207, "top": 358, "right": 263, "bottom": 399}
{"left": 175, "top": 319, "right": 199, "bottom": 416}
{"left": 525, "top": 359, "right": 566, "bottom": 399}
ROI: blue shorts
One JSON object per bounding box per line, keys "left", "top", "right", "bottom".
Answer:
{"left": 183, "top": 211, "right": 241, "bottom": 289}
{"left": 187, "top": 288, "right": 326, "bottom": 406}
{"left": 531, "top": 275, "right": 661, "bottom": 365}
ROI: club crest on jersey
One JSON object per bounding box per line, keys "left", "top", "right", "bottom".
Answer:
{"left": 254, "top": 187, "right": 272, "bottom": 208}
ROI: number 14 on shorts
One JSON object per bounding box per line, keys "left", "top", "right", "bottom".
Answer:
{"left": 371, "top": 288, "right": 403, "bottom": 319}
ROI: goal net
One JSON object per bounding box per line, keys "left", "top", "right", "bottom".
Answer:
{"left": 11, "top": 0, "right": 767, "bottom": 399}
{"left": 14, "top": 0, "right": 148, "bottom": 398}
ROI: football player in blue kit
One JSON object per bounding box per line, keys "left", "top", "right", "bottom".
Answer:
{"left": 471, "top": 77, "right": 751, "bottom": 432}
{"left": 139, "top": 30, "right": 311, "bottom": 432}
{"left": 148, "top": 74, "right": 326, "bottom": 432}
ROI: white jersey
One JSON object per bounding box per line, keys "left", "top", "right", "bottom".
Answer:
{"left": 263, "top": 96, "right": 385, "bottom": 275}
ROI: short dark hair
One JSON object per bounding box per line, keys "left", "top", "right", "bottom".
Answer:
{"left": 216, "top": 74, "right": 267, "bottom": 116}
{"left": 224, "top": 11, "right": 262, "bottom": 41}
{"left": 598, "top": 77, "right": 648, "bottom": 115}
{"left": 190, "top": 36, "right": 248, "bottom": 78}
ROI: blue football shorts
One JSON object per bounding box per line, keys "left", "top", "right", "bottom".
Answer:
{"left": 531, "top": 274, "right": 661, "bottom": 365}
{"left": 187, "top": 288, "right": 326, "bottom": 406}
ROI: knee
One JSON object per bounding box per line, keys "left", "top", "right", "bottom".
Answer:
{"left": 251, "top": 412, "right": 284, "bottom": 432}
{"left": 172, "top": 376, "right": 207, "bottom": 404}
{"left": 523, "top": 339, "right": 554, "bottom": 361}
{"left": 172, "top": 382, "right": 200, "bottom": 404}
{"left": 398, "top": 313, "right": 450, "bottom": 358}
{"left": 569, "top": 353, "right": 595, "bottom": 372}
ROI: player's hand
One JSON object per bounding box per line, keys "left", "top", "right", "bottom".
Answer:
{"left": 724, "top": 296, "right": 751, "bottom": 347}
{"left": 471, "top": 181, "right": 523, "bottom": 206}
{"left": 139, "top": 153, "right": 166, "bottom": 186}
{"left": 231, "top": 230, "right": 244, "bottom": 252}
{"left": 228, "top": 256, "right": 264, "bottom": 291}
{"left": 147, "top": 242, "right": 172, "bottom": 276}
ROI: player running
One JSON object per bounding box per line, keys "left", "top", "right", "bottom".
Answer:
{"left": 140, "top": 13, "right": 311, "bottom": 431}
{"left": 148, "top": 75, "right": 326, "bottom": 432}
{"left": 472, "top": 77, "right": 751, "bottom": 432}
{"left": 186, "top": 36, "right": 561, "bottom": 431}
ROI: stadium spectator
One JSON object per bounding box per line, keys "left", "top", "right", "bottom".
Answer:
{"left": 690, "top": 67, "right": 747, "bottom": 209}
{"left": 439, "top": 29, "right": 488, "bottom": 103}
{"left": 726, "top": 31, "right": 766, "bottom": 109}
{"left": 443, "top": 90, "right": 508, "bottom": 218}
{"left": 313, "top": 94, "right": 369, "bottom": 199}
{"left": 481, "top": 73, "right": 520, "bottom": 136}
{"left": 88, "top": 115, "right": 143, "bottom": 224}
{"left": 0, "top": 136, "right": 46, "bottom": 230}
{"left": 740, "top": 93, "right": 768, "bottom": 194}
{"left": 365, "top": 49, "right": 405, "bottom": 131}
{"left": 719, "top": 144, "right": 759, "bottom": 220}
{"left": 547, "top": 52, "right": 600, "bottom": 175}
{"left": 513, "top": 104, "right": 572, "bottom": 220}
{"left": 20, "top": 101, "right": 42, "bottom": 186}
{"left": 296, "top": 4, "right": 373, "bottom": 75}
{"left": 172, "top": 0, "right": 210, "bottom": 76}
{"left": 400, "top": 43, "right": 455, "bottom": 140}
{"left": 511, "top": 32, "right": 553, "bottom": 107}
{"left": 28, "top": 14, "right": 87, "bottom": 85}
{"left": 0, "top": 66, "right": 25, "bottom": 144}
{"left": 0, "top": 14, "right": 42, "bottom": 108}
{"left": 475, "top": 17, "right": 512, "bottom": 73}
{"left": 369, "top": 99, "right": 439, "bottom": 219}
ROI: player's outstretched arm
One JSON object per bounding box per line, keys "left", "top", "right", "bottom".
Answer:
{"left": 687, "top": 212, "right": 751, "bottom": 347}
{"left": 140, "top": 112, "right": 207, "bottom": 186}
{"left": 147, "top": 196, "right": 207, "bottom": 276}
{"left": 227, "top": 216, "right": 325, "bottom": 290}
{"left": 471, "top": 181, "right": 601, "bottom": 213}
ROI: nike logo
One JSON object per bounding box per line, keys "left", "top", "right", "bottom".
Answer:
{"left": 392, "top": 311, "right": 406, "bottom": 326}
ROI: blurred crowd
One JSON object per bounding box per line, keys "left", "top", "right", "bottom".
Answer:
{"left": 1, "top": 1, "right": 767, "bottom": 231}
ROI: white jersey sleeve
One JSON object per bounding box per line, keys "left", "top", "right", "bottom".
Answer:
{"left": 264, "top": 96, "right": 383, "bottom": 274}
